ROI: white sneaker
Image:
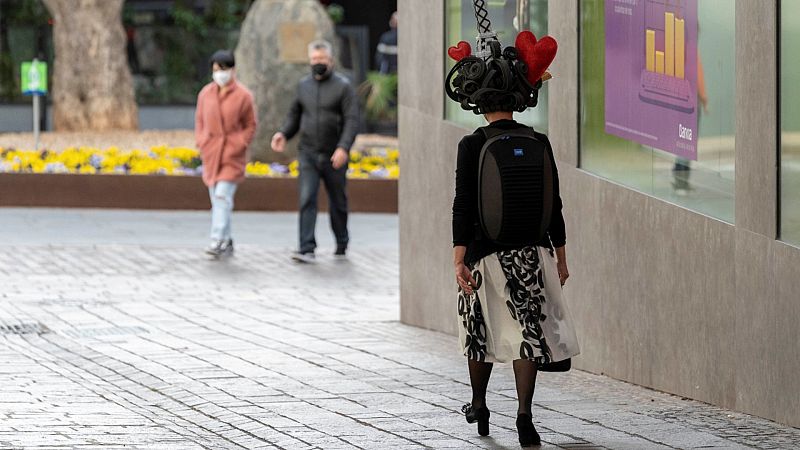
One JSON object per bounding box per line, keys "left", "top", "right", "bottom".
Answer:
{"left": 206, "top": 239, "right": 234, "bottom": 259}
{"left": 291, "top": 251, "right": 316, "bottom": 264}
{"left": 672, "top": 181, "right": 692, "bottom": 197}
{"left": 219, "top": 239, "right": 234, "bottom": 258}
{"left": 205, "top": 240, "right": 224, "bottom": 258}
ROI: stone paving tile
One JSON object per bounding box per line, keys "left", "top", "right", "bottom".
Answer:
{"left": 0, "top": 210, "right": 799, "bottom": 449}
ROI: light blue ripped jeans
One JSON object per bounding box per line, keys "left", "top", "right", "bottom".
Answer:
{"left": 208, "top": 181, "right": 238, "bottom": 242}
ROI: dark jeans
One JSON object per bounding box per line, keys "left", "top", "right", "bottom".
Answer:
{"left": 298, "top": 152, "right": 349, "bottom": 253}
{"left": 672, "top": 158, "right": 691, "bottom": 190}
{"left": 673, "top": 110, "right": 701, "bottom": 188}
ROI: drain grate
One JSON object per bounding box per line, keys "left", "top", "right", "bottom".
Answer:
{"left": 0, "top": 322, "right": 50, "bottom": 336}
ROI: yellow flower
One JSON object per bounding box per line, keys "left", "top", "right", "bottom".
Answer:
{"left": 246, "top": 161, "right": 273, "bottom": 177}
{"left": 0, "top": 144, "right": 400, "bottom": 179}
{"left": 287, "top": 160, "right": 299, "bottom": 178}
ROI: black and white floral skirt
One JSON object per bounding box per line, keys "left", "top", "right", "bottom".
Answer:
{"left": 458, "top": 246, "right": 580, "bottom": 364}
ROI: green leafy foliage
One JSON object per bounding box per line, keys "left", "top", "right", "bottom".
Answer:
{"left": 0, "top": 1, "right": 50, "bottom": 101}
{"left": 326, "top": 3, "right": 345, "bottom": 24}
{"left": 358, "top": 72, "right": 398, "bottom": 122}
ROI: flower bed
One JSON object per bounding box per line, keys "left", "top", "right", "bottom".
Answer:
{"left": 0, "top": 145, "right": 400, "bottom": 179}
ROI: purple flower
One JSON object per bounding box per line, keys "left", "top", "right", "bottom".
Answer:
{"left": 369, "top": 168, "right": 389, "bottom": 179}
{"left": 270, "top": 163, "right": 289, "bottom": 174}
{"left": 90, "top": 154, "right": 103, "bottom": 168}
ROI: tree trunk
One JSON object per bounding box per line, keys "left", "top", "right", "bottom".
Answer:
{"left": 42, "top": 0, "right": 138, "bottom": 131}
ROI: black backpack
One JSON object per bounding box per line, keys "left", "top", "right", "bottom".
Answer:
{"left": 477, "top": 126, "right": 554, "bottom": 246}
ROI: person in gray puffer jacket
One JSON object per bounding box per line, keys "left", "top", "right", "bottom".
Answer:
{"left": 271, "top": 40, "right": 359, "bottom": 263}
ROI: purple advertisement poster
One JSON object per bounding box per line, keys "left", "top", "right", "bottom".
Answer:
{"left": 604, "top": 0, "right": 698, "bottom": 160}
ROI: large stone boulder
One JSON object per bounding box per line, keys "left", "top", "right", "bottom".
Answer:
{"left": 236, "top": 0, "right": 336, "bottom": 162}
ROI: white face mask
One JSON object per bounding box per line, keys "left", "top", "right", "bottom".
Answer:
{"left": 213, "top": 70, "right": 232, "bottom": 87}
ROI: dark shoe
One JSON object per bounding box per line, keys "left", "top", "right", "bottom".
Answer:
{"left": 291, "top": 251, "right": 316, "bottom": 264}
{"left": 462, "top": 403, "right": 490, "bottom": 436}
{"left": 333, "top": 246, "right": 347, "bottom": 260}
{"left": 516, "top": 414, "right": 540, "bottom": 447}
{"left": 672, "top": 170, "right": 692, "bottom": 196}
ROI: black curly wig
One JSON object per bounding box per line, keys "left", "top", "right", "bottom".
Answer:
{"left": 445, "top": 40, "right": 542, "bottom": 115}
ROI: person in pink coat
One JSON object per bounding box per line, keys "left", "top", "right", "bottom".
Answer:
{"left": 195, "top": 50, "right": 257, "bottom": 258}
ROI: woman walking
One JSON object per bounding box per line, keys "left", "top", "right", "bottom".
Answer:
{"left": 195, "top": 50, "right": 257, "bottom": 258}
{"left": 446, "top": 24, "right": 580, "bottom": 447}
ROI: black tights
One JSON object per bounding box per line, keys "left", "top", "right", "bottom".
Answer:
{"left": 468, "top": 359, "right": 538, "bottom": 415}
{"left": 468, "top": 359, "right": 493, "bottom": 409}
{"left": 512, "top": 359, "right": 538, "bottom": 416}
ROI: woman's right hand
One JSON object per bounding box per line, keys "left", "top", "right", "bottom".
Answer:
{"left": 455, "top": 262, "right": 477, "bottom": 295}
{"left": 271, "top": 132, "right": 286, "bottom": 152}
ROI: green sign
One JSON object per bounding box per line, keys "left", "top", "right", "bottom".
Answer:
{"left": 21, "top": 60, "right": 47, "bottom": 95}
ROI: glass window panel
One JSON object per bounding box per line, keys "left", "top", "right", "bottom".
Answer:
{"left": 781, "top": 0, "right": 800, "bottom": 245}
{"left": 445, "top": 0, "right": 549, "bottom": 133}
{"left": 579, "top": 0, "right": 735, "bottom": 223}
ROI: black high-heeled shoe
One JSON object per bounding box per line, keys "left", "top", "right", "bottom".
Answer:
{"left": 516, "top": 414, "right": 541, "bottom": 447}
{"left": 461, "top": 403, "right": 490, "bottom": 436}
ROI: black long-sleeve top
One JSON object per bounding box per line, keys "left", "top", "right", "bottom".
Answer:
{"left": 452, "top": 119, "right": 566, "bottom": 265}
{"left": 281, "top": 71, "right": 359, "bottom": 155}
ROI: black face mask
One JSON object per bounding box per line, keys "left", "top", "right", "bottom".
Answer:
{"left": 312, "top": 63, "right": 328, "bottom": 76}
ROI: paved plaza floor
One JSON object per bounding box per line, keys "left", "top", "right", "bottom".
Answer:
{"left": 0, "top": 208, "right": 797, "bottom": 449}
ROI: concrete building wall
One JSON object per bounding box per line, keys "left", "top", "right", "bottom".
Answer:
{"left": 399, "top": 0, "right": 800, "bottom": 427}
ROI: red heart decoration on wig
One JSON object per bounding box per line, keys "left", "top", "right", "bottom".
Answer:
{"left": 447, "top": 41, "right": 472, "bottom": 62}
{"left": 515, "top": 31, "right": 558, "bottom": 84}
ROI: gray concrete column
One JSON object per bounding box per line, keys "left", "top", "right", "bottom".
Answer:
{"left": 736, "top": 0, "right": 778, "bottom": 237}
{"left": 398, "top": 0, "right": 445, "bottom": 118}
{"left": 547, "top": 0, "right": 579, "bottom": 167}
{"left": 398, "top": 0, "right": 461, "bottom": 333}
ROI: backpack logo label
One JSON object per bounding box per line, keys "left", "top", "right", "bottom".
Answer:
{"left": 514, "top": 148, "right": 524, "bottom": 157}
